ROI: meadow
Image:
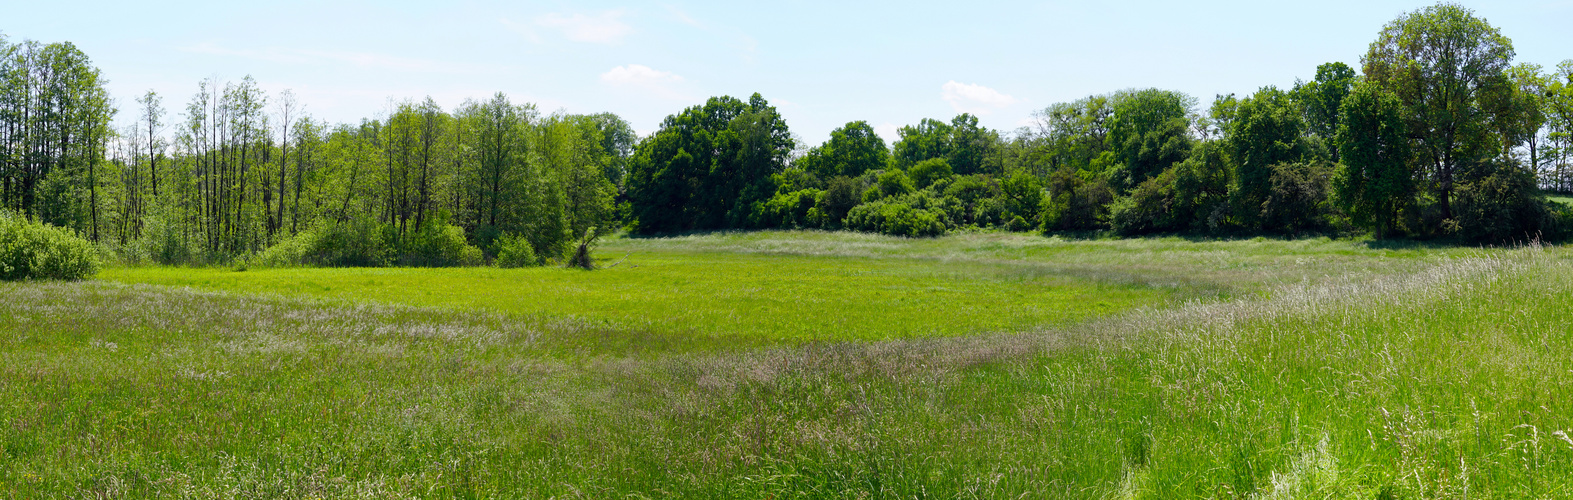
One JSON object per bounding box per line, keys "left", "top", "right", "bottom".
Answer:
{"left": 5, "top": 231, "right": 1571, "bottom": 498}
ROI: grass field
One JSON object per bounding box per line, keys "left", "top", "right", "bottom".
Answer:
{"left": 99, "top": 231, "right": 1472, "bottom": 344}
{"left": 5, "top": 231, "right": 1571, "bottom": 498}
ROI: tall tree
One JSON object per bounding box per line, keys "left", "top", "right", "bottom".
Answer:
{"left": 798, "top": 120, "right": 889, "bottom": 179}
{"left": 1334, "top": 81, "right": 1413, "bottom": 238}
{"left": 1362, "top": 2, "right": 1517, "bottom": 222}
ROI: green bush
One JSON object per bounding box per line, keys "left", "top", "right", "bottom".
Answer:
{"left": 907, "top": 158, "right": 952, "bottom": 189}
{"left": 495, "top": 233, "right": 540, "bottom": 268}
{"left": 1260, "top": 161, "right": 1333, "bottom": 234}
{"left": 401, "top": 221, "right": 483, "bottom": 267}
{"left": 1452, "top": 160, "right": 1555, "bottom": 243}
{"left": 1109, "top": 168, "right": 1180, "bottom": 236}
{"left": 844, "top": 200, "right": 946, "bottom": 237}
{"left": 0, "top": 212, "right": 99, "bottom": 280}
{"left": 1040, "top": 169, "right": 1114, "bottom": 231}
{"left": 257, "top": 229, "right": 317, "bottom": 267}
{"left": 752, "top": 189, "right": 822, "bottom": 229}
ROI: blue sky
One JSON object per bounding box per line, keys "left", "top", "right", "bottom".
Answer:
{"left": 5, "top": 0, "right": 1570, "bottom": 145}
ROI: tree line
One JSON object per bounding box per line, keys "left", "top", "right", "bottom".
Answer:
{"left": 627, "top": 3, "right": 1573, "bottom": 243}
{"left": 3, "top": 3, "right": 1573, "bottom": 268}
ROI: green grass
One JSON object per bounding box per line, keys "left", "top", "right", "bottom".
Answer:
{"left": 100, "top": 231, "right": 1472, "bottom": 344}
{"left": 1549, "top": 193, "right": 1573, "bottom": 207}
{"left": 5, "top": 231, "right": 1569, "bottom": 498}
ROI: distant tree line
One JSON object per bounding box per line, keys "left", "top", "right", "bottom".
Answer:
{"left": 3, "top": 3, "right": 1573, "bottom": 269}
{"left": 625, "top": 3, "right": 1573, "bottom": 242}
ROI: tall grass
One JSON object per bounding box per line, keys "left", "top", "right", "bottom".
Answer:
{"left": 3, "top": 242, "right": 1570, "bottom": 497}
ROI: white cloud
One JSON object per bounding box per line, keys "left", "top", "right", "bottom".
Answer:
{"left": 600, "top": 64, "right": 688, "bottom": 100}
{"left": 601, "top": 64, "right": 682, "bottom": 85}
{"left": 941, "top": 81, "right": 1017, "bottom": 115}
{"left": 536, "top": 10, "right": 632, "bottom": 44}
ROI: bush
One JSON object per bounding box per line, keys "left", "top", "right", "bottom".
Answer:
{"left": 908, "top": 158, "right": 952, "bottom": 189}
{"left": 1452, "top": 160, "right": 1555, "bottom": 243}
{"left": 1260, "top": 161, "right": 1333, "bottom": 234}
{"left": 1109, "top": 168, "right": 1180, "bottom": 236}
{"left": 308, "top": 217, "right": 393, "bottom": 267}
{"left": 1040, "top": 169, "right": 1114, "bottom": 231}
{"left": 401, "top": 221, "right": 483, "bottom": 267}
{"left": 257, "top": 229, "right": 317, "bottom": 267}
{"left": 816, "top": 176, "right": 863, "bottom": 228}
{"left": 875, "top": 169, "right": 915, "bottom": 199}
{"left": 0, "top": 212, "right": 99, "bottom": 280}
{"left": 844, "top": 200, "right": 946, "bottom": 237}
{"left": 752, "top": 189, "right": 822, "bottom": 229}
{"left": 495, "top": 233, "right": 540, "bottom": 268}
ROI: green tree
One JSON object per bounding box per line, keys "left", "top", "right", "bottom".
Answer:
{"left": 1362, "top": 2, "right": 1517, "bottom": 223}
{"left": 1292, "top": 62, "right": 1357, "bottom": 161}
{"left": 627, "top": 93, "right": 792, "bottom": 233}
{"left": 798, "top": 120, "right": 889, "bottom": 179}
{"left": 1107, "top": 88, "right": 1195, "bottom": 193}
{"left": 1230, "top": 86, "right": 1310, "bottom": 229}
{"left": 1334, "top": 82, "right": 1414, "bottom": 238}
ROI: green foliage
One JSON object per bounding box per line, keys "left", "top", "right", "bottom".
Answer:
{"left": 494, "top": 232, "right": 540, "bottom": 268}
{"left": 815, "top": 176, "right": 863, "bottom": 228}
{"left": 752, "top": 189, "right": 822, "bottom": 229}
{"left": 1363, "top": 2, "right": 1517, "bottom": 224}
{"left": 892, "top": 114, "right": 1001, "bottom": 175}
{"left": 308, "top": 217, "right": 393, "bottom": 267}
{"left": 1108, "top": 88, "right": 1196, "bottom": 192}
{"left": 627, "top": 94, "right": 793, "bottom": 233}
{"left": 1334, "top": 81, "right": 1414, "bottom": 238}
{"left": 1451, "top": 159, "right": 1556, "bottom": 242}
{"left": 1040, "top": 168, "right": 1113, "bottom": 231}
{"left": 874, "top": 169, "right": 916, "bottom": 199}
{"left": 399, "top": 219, "right": 485, "bottom": 267}
{"left": 906, "top": 157, "right": 952, "bottom": 189}
{"left": 0, "top": 211, "right": 99, "bottom": 280}
{"left": 797, "top": 120, "right": 889, "bottom": 178}
{"left": 1292, "top": 62, "right": 1358, "bottom": 146}
{"left": 1109, "top": 169, "right": 1180, "bottom": 235}
{"left": 844, "top": 198, "right": 947, "bottom": 237}
{"left": 1261, "top": 161, "right": 1335, "bottom": 234}
{"left": 1231, "top": 86, "right": 1313, "bottom": 229}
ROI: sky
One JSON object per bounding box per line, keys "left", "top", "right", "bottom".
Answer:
{"left": 4, "top": 0, "right": 1570, "bottom": 146}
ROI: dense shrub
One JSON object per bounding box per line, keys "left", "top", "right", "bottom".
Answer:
{"left": 1451, "top": 160, "right": 1556, "bottom": 243}
{"left": 0, "top": 212, "right": 99, "bottom": 280}
{"left": 907, "top": 158, "right": 952, "bottom": 189}
{"left": 308, "top": 217, "right": 394, "bottom": 267}
{"left": 815, "top": 176, "right": 863, "bottom": 228}
{"left": 399, "top": 221, "right": 485, "bottom": 267}
{"left": 1040, "top": 169, "right": 1114, "bottom": 231}
{"left": 1260, "top": 161, "right": 1333, "bottom": 234}
{"left": 752, "top": 189, "right": 822, "bottom": 229}
{"left": 1109, "top": 169, "right": 1180, "bottom": 236}
{"left": 494, "top": 233, "right": 540, "bottom": 268}
{"left": 870, "top": 170, "right": 915, "bottom": 201}
{"left": 844, "top": 199, "right": 946, "bottom": 237}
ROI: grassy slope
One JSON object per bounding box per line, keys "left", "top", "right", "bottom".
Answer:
{"left": 5, "top": 232, "right": 1567, "bottom": 498}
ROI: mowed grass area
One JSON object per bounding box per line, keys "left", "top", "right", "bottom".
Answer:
{"left": 100, "top": 231, "right": 1473, "bottom": 344}
{"left": 7, "top": 232, "right": 1572, "bottom": 497}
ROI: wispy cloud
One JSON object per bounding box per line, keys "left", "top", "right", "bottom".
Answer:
{"left": 180, "top": 43, "right": 493, "bottom": 75}
{"left": 535, "top": 10, "right": 632, "bottom": 44}
{"left": 941, "top": 81, "right": 1017, "bottom": 115}
{"left": 664, "top": 5, "right": 702, "bottom": 27}
{"left": 600, "top": 64, "right": 688, "bottom": 100}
